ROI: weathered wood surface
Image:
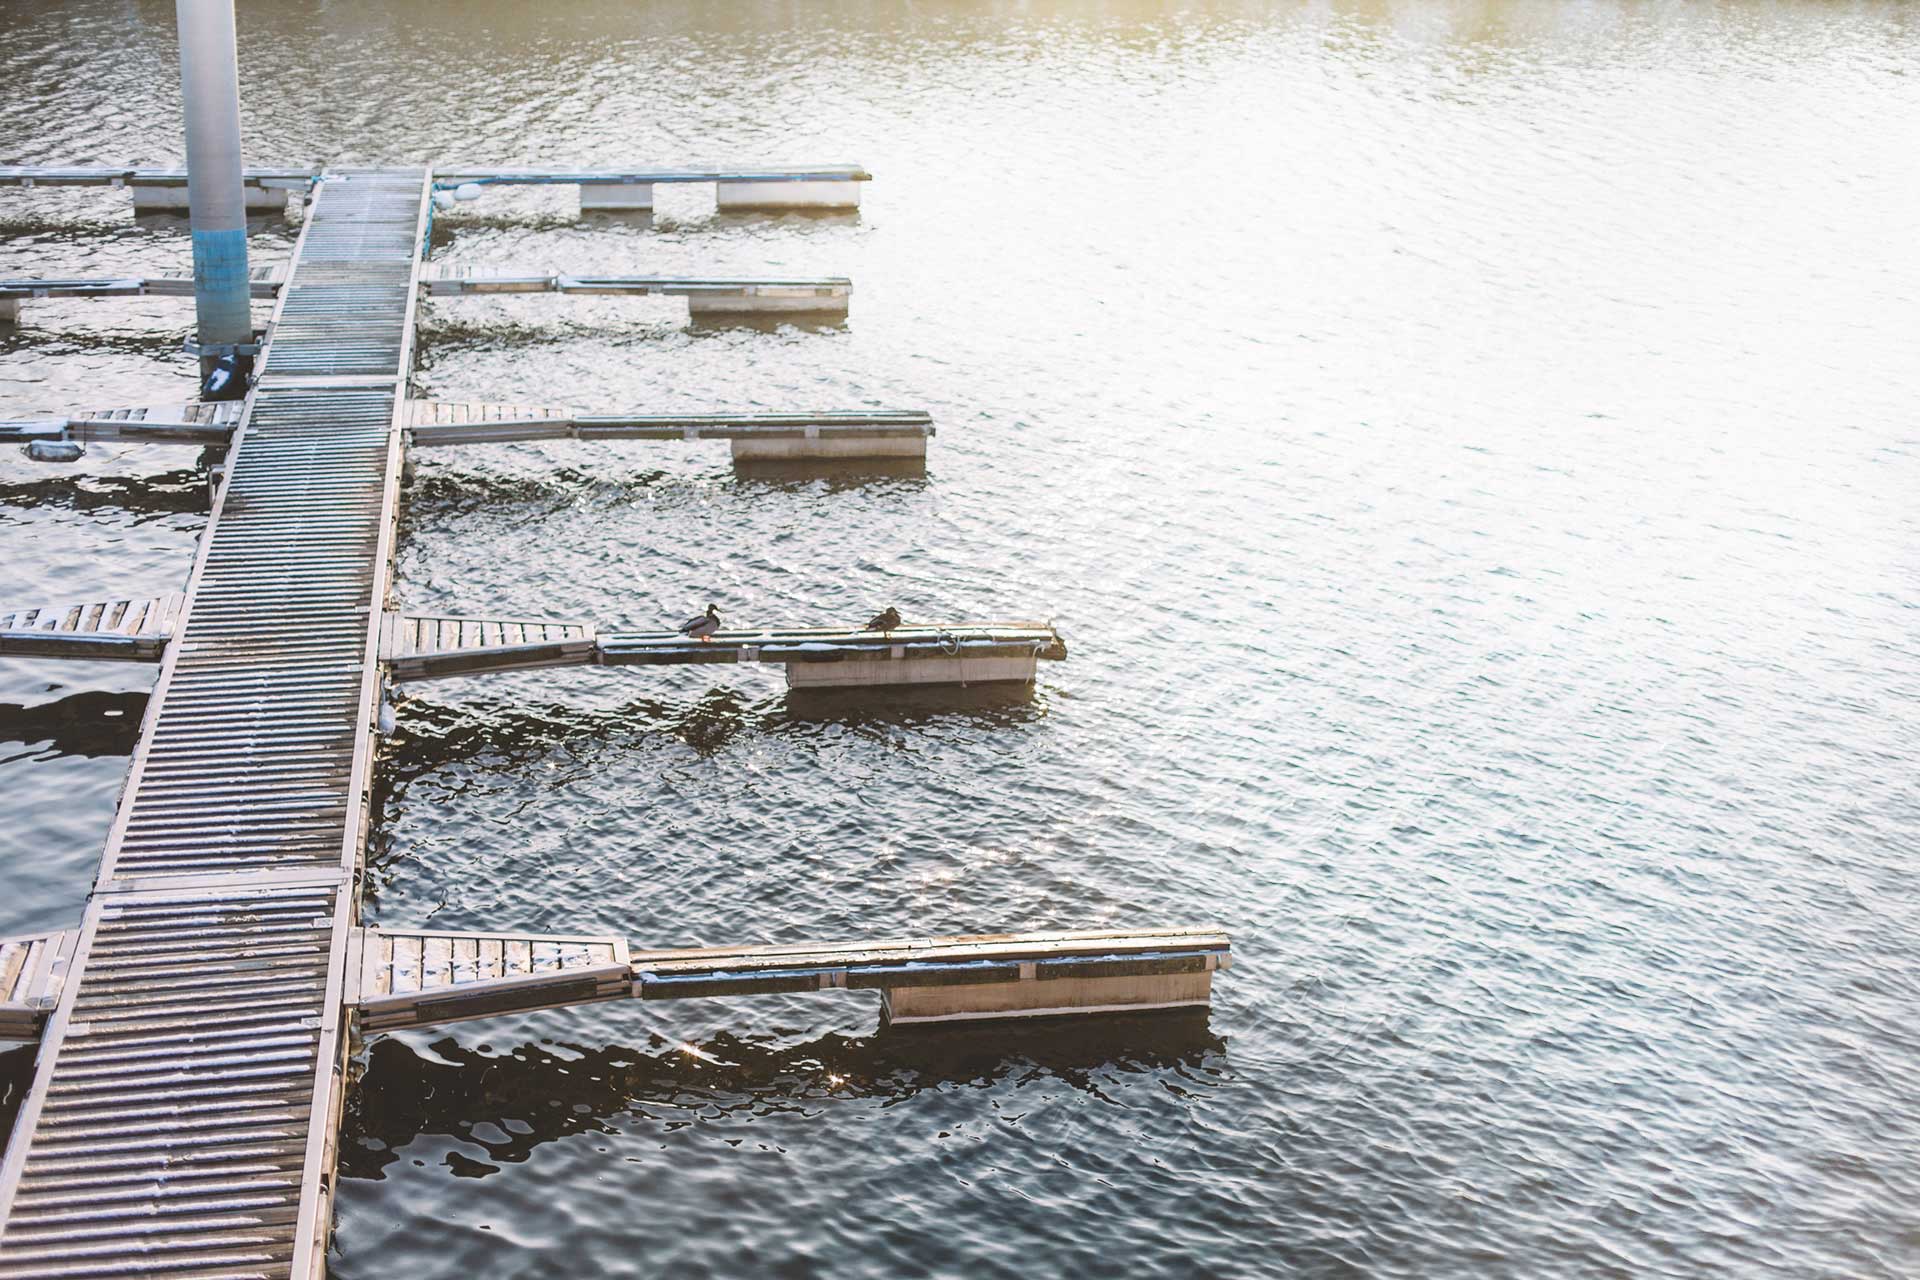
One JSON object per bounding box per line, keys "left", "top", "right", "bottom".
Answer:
{"left": 0, "top": 168, "right": 433, "bottom": 1280}
{"left": 0, "top": 593, "right": 183, "bottom": 661}
{"left": 0, "top": 931, "right": 77, "bottom": 1042}
{"left": 350, "top": 928, "right": 630, "bottom": 1031}
{"left": 380, "top": 611, "right": 598, "bottom": 681}
{"left": 404, "top": 401, "right": 932, "bottom": 446}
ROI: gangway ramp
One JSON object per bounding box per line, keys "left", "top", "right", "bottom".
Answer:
{"left": 0, "top": 168, "right": 432, "bottom": 1279}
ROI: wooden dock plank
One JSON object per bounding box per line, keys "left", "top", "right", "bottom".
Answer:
{"left": 0, "top": 167, "right": 432, "bottom": 1280}
{"left": 344, "top": 925, "right": 1226, "bottom": 1032}
{"left": 0, "top": 592, "right": 184, "bottom": 662}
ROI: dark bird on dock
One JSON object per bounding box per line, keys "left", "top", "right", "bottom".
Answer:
{"left": 679, "top": 603, "right": 721, "bottom": 642}
{"left": 866, "top": 606, "right": 902, "bottom": 633}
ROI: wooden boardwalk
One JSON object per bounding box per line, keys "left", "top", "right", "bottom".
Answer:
{"left": 0, "top": 160, "right": 1230, "bottom": 1277}
{"left": 0, "top": 594, "right": 183, "bottom": 662}
{"left": 2, "top": 402, "right": 926, "bottom": 451}
{"left": 0, "top": 168, "right": 430, "bottom": 1277}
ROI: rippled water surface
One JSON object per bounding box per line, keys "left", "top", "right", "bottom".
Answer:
{"left": 2, "top": 0, "right": 1919, "bottom": 1275}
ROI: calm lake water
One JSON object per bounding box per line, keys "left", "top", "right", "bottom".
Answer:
{"left": 2, "top": 0, "right": 1918, "bottom": 1275}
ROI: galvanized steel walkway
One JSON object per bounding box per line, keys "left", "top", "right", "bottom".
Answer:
{"left": 0, "top": 169, "right": 428, "bottom": 1277}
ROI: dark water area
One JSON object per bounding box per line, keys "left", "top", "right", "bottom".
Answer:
{"left": 3, "top": 0, "right": 1919, "bottom": 1275}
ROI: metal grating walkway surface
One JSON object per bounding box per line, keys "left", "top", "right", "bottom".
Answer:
{"left": 0, "top": 170, "right": 429, "bottom": 1278}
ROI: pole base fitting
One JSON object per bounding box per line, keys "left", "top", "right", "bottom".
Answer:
{"left": 183, "top": 339, "right": 263, "bottom": 358}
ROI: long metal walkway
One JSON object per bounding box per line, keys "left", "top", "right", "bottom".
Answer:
{"left": 0, "top": 170, "right": 428, "bottom": 1277}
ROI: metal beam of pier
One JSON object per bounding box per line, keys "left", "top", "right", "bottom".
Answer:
{"left": 0, "top": 267, "right": 849, "bottom": 321}
{"left": 0, "top": 923, "right": 1229, "bottom": 1042}
{"left": 0, "top": 272, "right": 285, "bottom": 301}
{"left": 0, "top": 169, "right": 429, "bottom": 1278}
{"left": 1, "top": 401, "right": 918, "bottom": 446}
{"left": 0, "top": 154, "right": 1226, "bottom": 1277}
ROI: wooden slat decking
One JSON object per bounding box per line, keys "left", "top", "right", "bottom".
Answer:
{"left": 379, "top": 611, "right": 597, "bottom": 681}
{"left": 376, "top": 613, "right": 1063, "bottom": 683}
{"left": 348, "top": 928, "right": 630, "bottom": 1032}
{"left": 0, "top": 922, "right": 1231, "bottom": 1041}
{"left": 0, "top": 593, "right": 183, "bottom": 662}
{"left": 0, "top": 402, "right": 241, "bottom": 445}
{"left": 0, "top": 151, "right": 1225, "bottom": 1273}
{"left": 0, "top": 168, "right": 431, "bottom": 1280}
{"left": 341, "top": 926, "right": 1228, "bottom": 1032}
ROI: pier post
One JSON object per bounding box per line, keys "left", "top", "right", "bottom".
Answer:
{"left": 174, "top": 0, "right": 253, "bottom": 394}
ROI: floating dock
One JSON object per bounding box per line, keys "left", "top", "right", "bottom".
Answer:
{"left": 0, "top": 162, "right": 1229, "bottom": 1277}
{"left": 0, "top": 167, "right": 432, "bottom": 1277}
{"left": 4, "top": 402, "right": 932, "bottom": 460}
{"left": 0, "top": 265, "right": 849, "bottom": 322}
{"left": 0, "top": 162, "right": 867, "bottom": 215}
{"left": 0, "top": 594, "right": 183, "bottom": 662}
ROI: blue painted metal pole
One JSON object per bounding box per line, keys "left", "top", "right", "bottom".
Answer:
{"left": 175, "top": 0, "right": 253, "bottom": 394}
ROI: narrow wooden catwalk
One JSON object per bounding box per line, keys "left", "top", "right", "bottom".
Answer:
{"left": 0, "top": 168, "right": 431, "bottom": 1277}
{"left": 0, "top": 163, "right": 1229, "bottom": 1277}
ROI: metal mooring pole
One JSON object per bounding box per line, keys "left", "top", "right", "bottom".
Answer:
{"left": 175, "top": 0, "right": 253, "bottom": 397}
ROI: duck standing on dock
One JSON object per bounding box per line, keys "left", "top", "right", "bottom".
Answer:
{"left": 678, "top": 603, "right": 722, "bottom": 642}
{"left": 865, "top": 606, "right": 902, "bottom": 634}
